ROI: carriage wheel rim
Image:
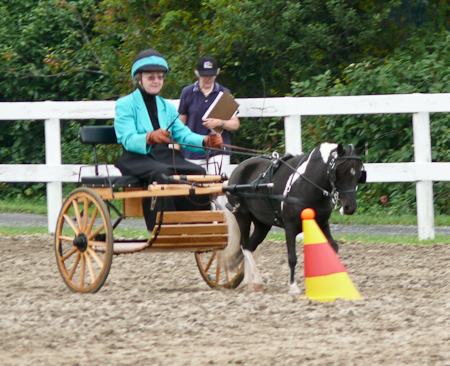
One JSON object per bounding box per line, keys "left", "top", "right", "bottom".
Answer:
{"left": 55, "top": 188, "right": 113, "bottom": 293}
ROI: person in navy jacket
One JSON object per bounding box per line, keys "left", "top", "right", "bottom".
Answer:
{"left": 178, "top": 56, "right": 240, "bottom": 175}
{"left": 114, "top": 48, "right": 222, "bottom": 230}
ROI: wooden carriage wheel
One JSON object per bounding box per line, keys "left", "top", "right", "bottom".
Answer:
{"left": 55, "top": 188, "right": 113, "bottom": 293}
{"left": 195, "top": 250, "right": 244, "bottom": 289}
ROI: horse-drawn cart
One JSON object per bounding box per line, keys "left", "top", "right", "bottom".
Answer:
{"left": 54, "top": 126, "right": 248, "bottom": 293}
{"left": 55, "top": 126, "right": 365, "bottom": 294}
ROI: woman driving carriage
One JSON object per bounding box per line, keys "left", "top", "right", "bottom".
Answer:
{"left": 114, "top": 48, "right": 223, "bottom": 230}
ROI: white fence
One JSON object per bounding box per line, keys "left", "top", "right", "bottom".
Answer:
{"left": 1, "top": 93, "right": 450, "bottom": 239}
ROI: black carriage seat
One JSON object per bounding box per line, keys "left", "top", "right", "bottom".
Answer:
{"left": 78, "top": 125, "right": 144, "bottom": 188}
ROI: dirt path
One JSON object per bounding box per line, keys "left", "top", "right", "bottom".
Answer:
{"left": 0, "top": 235, "right": 449, "bottom": 365}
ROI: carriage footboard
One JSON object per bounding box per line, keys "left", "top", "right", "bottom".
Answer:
{"left": 149, "top": 210, "right": 229, "bottom": 251}
{"left": 113, "top": 210, "right": 229, "bottom": 254}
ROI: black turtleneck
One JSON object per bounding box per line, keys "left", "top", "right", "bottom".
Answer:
{"left": 138, "top": 86, "right": 160, "bottom": 130}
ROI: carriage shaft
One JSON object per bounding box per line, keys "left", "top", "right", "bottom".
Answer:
{"left": 90, "top": 183, "right": 227, "bottom": 200}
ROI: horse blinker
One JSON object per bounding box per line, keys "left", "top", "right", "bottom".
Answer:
{"left": 358, "top": 170, "right": 367, "bottom": 184}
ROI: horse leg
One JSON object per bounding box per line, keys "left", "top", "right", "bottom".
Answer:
{"left": 222, "top": 209, "right": 243, "bottom": 268}
{"left": 242, "top": 249, "right": 260, "bottom": 291}
{"left": 242, "top": 221, "right": 271, "bottom": 292}
{"left": 285, "top": 227, "right": 301, "bottom": 294}
{"left": 319, "top": 221, "right": 339, "bottom": 253}
{"left": 232, "top": 211, "right": 256, "bottom": 290}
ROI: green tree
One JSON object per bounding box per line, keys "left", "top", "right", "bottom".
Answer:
{"left": 292, "top": 30, "right": 450, "bottom": 213}
{"left": 0, "top": 0, "right": 118, "bottom": 198}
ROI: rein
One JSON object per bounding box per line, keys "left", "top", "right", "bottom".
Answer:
{"left": 173, "top": 140, "right": 271, "bottom": 159}
{"left": 170, "top": 140, "right": 363, "bottom": 216}
{"left": 276, "top": 147, "right": 363, "bottom": 204}
{"left": 229, "top": 146, "right": 363, "bottom": 223}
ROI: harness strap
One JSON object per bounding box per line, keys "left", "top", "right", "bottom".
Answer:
{"left": 235, "top": 192, "right": 328, "bottom": 206}
{"left": 300, "top": 175, "right": 331, "bottom": 197}
{"left": 249, "top": 153, "right": 295, "bottom": 226}
{"left": 232, "top": 191, "right": 330, "bottom": 228}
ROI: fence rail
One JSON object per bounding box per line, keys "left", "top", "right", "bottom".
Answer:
{"left": 2, "top": 93, "right": 450, "bottom": 239}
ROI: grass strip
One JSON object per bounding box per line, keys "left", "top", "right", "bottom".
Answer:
{"left": 1, "top": 225, "right": 448, "bottom": 245}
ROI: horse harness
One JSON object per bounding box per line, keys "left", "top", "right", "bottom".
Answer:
{"left": 226, "top": 146, "right": 365, "bottom": 227}
{"left": 226, "top": 152, "right": 310, "bottom": 227}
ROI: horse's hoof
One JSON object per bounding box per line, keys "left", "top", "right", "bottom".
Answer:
{"left": 288, "top": 283, "right": 301, "bottom": 294}
{"left": 253, "top": 283, "right": 264, "bottom": 292}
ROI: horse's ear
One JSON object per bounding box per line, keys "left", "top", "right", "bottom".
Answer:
{"left": 337, "top": 144, "right": 345, "bottom": 156}
{"left": 355, "top": 145, "right": 365, "bottom": 156}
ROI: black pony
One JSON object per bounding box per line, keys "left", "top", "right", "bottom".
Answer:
{"left": 223, "top": 143, "right": 365, "bottom": 293}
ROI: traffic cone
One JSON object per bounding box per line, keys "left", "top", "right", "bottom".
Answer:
{"left": 301, "top": 208, "right": 361, "bottom": 302}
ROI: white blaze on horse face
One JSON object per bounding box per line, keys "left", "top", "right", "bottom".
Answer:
{"left": 319, "top": 143, "right": 338, "bottom": 164}
{"left": 350, "top": 167, "right": 356, "bottom": 175}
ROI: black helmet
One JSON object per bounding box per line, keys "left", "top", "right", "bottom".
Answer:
{"left": 131, "top": 48, "right": 169, "bottom": 77}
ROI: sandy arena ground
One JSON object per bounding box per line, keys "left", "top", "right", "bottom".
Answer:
{"left": 0, "top": 234, "right": 449, "bottom": 365}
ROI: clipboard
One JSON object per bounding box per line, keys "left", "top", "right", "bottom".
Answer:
{"left": 202, "top": 91, "right": 239, "bottom": 121}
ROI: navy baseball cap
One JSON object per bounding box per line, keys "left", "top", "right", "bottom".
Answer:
{"left": 196, "top": 56, "right": 218, "bottom": 76}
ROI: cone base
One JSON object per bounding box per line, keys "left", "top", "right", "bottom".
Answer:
{"left": 303, "top": 272, "right": 361, "bottom": 302}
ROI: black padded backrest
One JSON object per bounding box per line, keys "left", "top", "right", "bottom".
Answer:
{"left": 78, "top": 125, "right": 117, "bottom": 145}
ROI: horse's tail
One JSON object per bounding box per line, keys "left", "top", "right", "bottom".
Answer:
{"left": 221, "top": 209, "right": 243, "bottom": 269}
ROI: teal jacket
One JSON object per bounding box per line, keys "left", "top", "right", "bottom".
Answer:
{"left": 114, "top": 89, "right": 205, "bottom": 155}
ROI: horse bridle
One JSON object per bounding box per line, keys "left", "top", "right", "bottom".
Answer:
{"left": 282, "top": 144, "right": 365, "bottom": 205}
{"left": 326, "top": 145, "right": 366, "bottom": 203}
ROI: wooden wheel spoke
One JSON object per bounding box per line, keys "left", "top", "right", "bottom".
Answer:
{"left": 60, "top": 247, "right": 78, "bottom": 262}
{"left": 58, "top": 235, "right": 74, "bottom": 242}
{"left": 225, "top": 267, "right": 232, "bottom": 282}
{"left": 85, "top": 252, "right": 96, "bottom": 284}
{"left": 86, "top": 206, "right": 98, "bottom": 236}
{"left": 218, "top": 252, "right": 231, "bottom": 283}
{"left": 58, "top": 235, "right": 75, "bottom": 243}
{"left": 68, "top": 252, "right": 81, "bottom": 280}
{"left": 80, "top": 254, "right": 86, "bottom": 289}
{"left": 63, "top": 214, "right": 80, "bottom": 236}
{"left": 87, "top": 248, "right": 104, "bottom": 269}
{"left": 204, "top": 252, "right": 217, "bottom": 273}
{"left": 82, "top": 197, "right": 89, "bottom": 231}
{"left": 73, "top": 199, "right": 82, "bottom": 231}
{"left": 88, "top": 223, "right": 105, "bottom": 240}
{"left": 215, "top": 260, "right": 221, "bottom": 284}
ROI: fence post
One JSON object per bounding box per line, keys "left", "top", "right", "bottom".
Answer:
{"left": 45, "top": 118, "right": 62, "bottom": 233}
{"left": 284, "top": 115, "right": 302, "bottom": 155}
{"left": 412, "top": 112, "right": 435, "bottom": 240}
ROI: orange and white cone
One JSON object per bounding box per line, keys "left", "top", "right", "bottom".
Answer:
{"left": 301, "top": 208, "right": 361, "bottom": 302}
